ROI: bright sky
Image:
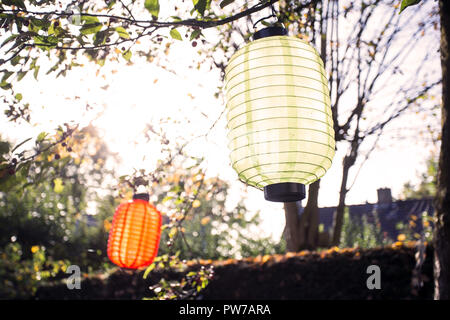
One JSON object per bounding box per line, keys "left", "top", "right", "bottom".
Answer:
{"left": 0, "top": 0, "right": 442, "bottom": 241}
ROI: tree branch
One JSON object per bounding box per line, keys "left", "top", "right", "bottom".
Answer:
{"left": 0, "top": 0, "right": 283, "bottom": 30}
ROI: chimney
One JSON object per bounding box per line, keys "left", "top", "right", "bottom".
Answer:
{"left": 377, "top": 188, "right": 392, "bottom": 204}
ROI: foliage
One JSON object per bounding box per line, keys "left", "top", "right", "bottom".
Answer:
{"left": 0, "top": 126, "right": 117, "bottom": 297}
{"left": 0, "top": 242, "right": 69, "bottom": 299}
{"left": 0, "top": 0, "right": 282, "bottom": 123}
{"left": 157, "top": 174, "right": 282, "bottom": 260}
{"left": 144, "top": 255, "right": 214, "bottom": 300}
{"left": 0, "top": 123, "right": 78, "bottom": 193}
{"left": 401, "top": 155, "right": 438, "bottom": 200}
{"left": 0, "top": 118, "right": 281, "bottom": 299}
{"left": 134, "top": 153, "right": 283, "bottom": 299}
{"left": 395, "top": 211, "right": 433, "bottom": 243}
{"left": 339, "top": 208, "right": 390, "bottom": 248}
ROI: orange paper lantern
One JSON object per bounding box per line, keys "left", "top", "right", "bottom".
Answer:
{"left": 107, "top": 193, "right": 162, "bottom": 269}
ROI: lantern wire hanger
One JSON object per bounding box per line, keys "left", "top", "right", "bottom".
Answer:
{"left": 134, "top": 183, "right": 150, "bottom": 201}
{"left": 127, "top": 175, "right": 151, "bottom": 201}
{"left": 252, "top": 3, "right": 287, "bottom": 40}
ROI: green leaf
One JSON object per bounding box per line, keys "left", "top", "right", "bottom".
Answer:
{"left": 53, "top": 178, "right": 64, "bottom": 193}
{"left": 93, "top": 30, "right": 108, "bottom": 46}
{"left": 220, "top": 0, "right": 234, "bottom": 9}
{"left": 143, "top": 263, "right": 156, "bottom": 279}
{"left": 80, "top": 22, "right": 102, "bottom": 35}
{"left": 170, "top": 28, "right": 182, "bottom": 41}
{"left": 48, "top": 22, "right": 55, "bottom": 36}
{"left": 37, "top": 132, "right": 48, "bottom": 143}
{"left": 145, "top": 0, "right": 160, "bottom": 19}
{"left": 193, "top": 0, "right": 208, "bottom": 16}
{"left": 2, "top": 0, "right": 26, "bottom": 9}
{"left": 122, "top": 50, "right": 132, "bottom": 61}
{"left": 190, "top": 29, "right": 202, "bottom": 41}
{"left": 17, "top": 71, "right": 27, "bottom": 81}
{"left": 10, "top": 55, "right": 21, "bottom": 66}
{"left": 1, "top": 34, "right": 19, "bottom": 48}
{"left": 399, "top": 0, "right": 421, "bottom": 13}
{"left": 29, "top": 17, "right": 51, "bottom": 31}
{"left": 16, "top": 0, "right": 26, "bottom": 9}
{"left": 15, "top": 93, "right": 22, "bottom": 101}
{"left": 33, "top": 35, "right": 58, "bottom": 49}
{"left": 168, "top": 227, "right": 177, "bottom": 238}
{"left": 33, "top": 65, "right": 40, "bottom": 79}
{"left": 107, "top": 0, "right": 117, "bottom": 9}
{"left": 1, "top": 71, "right": 13, "bottom": 83}
{"left": 0, "top": 82, "right": 11, "bottom": 90}
{"left": 81, "top": 16, "right": 100, "bottom": 24}
{"left": 115, "top": 26, "right": 130, "bottom": 39}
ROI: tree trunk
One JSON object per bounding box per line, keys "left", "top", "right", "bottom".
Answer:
{"left": 283, "top": 181, "right": 322, "bottom": 251}
{"left": 304, "top": 181, "right": 320, "bottom": 249}
{"left": 434, "top": 0, "right": 450, "bottom": 300}
{"left": 331, "top": 156, "right": 352, "bottom": 246}
{"left": 284, "top": 201, "right": 301, "bottom": 252}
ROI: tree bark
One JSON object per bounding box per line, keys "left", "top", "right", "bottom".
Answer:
{"left": 283, "top": 183, "right": 321, "bottom": 251}
{"left": 331, "top": 140, "right": 360, "bottom": 247}
{"left": 284, "top": 201, "right": 301, "bottom": 252}
{"left": 305, "top": 181, "right": 320, "bottom": 249}
{"left": 331, "top": 158, "right": 351, "bottom": 246}
{"left": 434, "top": 0, "right": 450, "bottom": 300}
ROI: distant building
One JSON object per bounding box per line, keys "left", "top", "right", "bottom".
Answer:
{"left": 313, "top": 188, "right": 434, "bottom": 241}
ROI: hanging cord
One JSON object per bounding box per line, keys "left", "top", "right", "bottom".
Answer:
{"left": 252, "top": 2, "right": 282, "bottom": 30}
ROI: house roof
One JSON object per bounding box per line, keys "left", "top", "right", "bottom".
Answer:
{"left": 313, "top": 198, "right": 434, "bottom": 240}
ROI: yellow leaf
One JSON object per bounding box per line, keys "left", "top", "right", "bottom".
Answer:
{"left": 53, "top": 178, "right": 64, "bottom": 193}
{"left": 286, "top": 252, "right": 296, "bottom": 258}
{"left": 103, "top": 219, "right": 112, "bottom": 232}
{"left": 262, "top": 255, "right": 271, "bottom": 263}
{"left": 192, "top": 199, "right": 201, "bottom": 208}
{"left": 200, "top": 216, "right": 210, "bottom": 225}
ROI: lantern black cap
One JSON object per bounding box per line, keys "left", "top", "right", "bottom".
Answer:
{"left": 264, "top": 183, "right": 306, "bottom": 202}
{"left": 253, "top": 26, "right": 288, "bottom": 40}
{"left": 133, "top": 193, "right": 150, "bottom": 201}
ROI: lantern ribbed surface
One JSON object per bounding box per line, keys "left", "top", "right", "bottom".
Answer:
{"left": 225, "top": 35, "right": 335, "bottom": 189}
{"left": 107, "top": 198, "right": 162, "bottom": 269}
